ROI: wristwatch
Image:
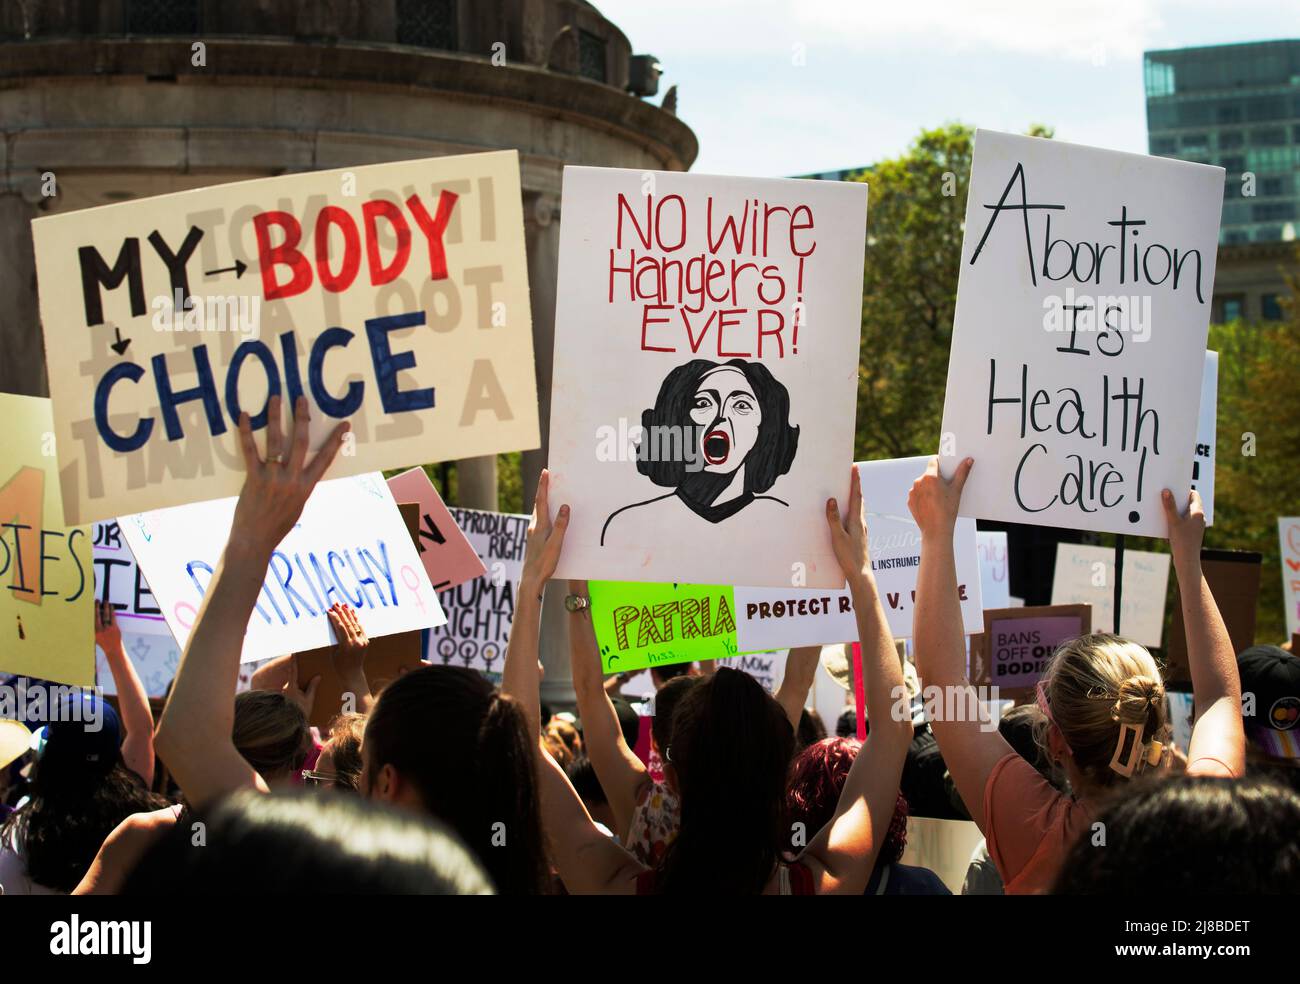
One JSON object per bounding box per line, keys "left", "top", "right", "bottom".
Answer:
{"left": 564, "top": 594, "right": 590, "bottom": 614}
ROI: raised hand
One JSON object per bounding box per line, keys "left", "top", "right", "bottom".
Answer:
{"left": 826, "top": 465, "right": 871, "bottom": 586}
{"left": 282, "top": 656, "right": 320, "bottom": 718}
{"left": 1162, "top": 488, "right": 1206, "bottom": 568}
{"left": 328, "top": 602, "right": 370, "bottom": 682}
{"left": 94, "top": 600, "right": 123, "bottom": 654}
{"left": 907, "top": 456, "right": 973, "bottom": 539}
{"left": 520, "top": 469, "right": 570, "bottom": 599}
{"left": 232, "top": 394, "right": 350, "bottom": 551}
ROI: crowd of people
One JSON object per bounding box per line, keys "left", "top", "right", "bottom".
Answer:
{"left": 3, "top": 396, "right": 1299, "bottom": 895}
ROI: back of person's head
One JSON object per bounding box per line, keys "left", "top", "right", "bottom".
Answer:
{"left": 835, "top": 707, "right": 857, "bottom": 738}
{"left": 321, "top": 712, "right": 366, "bottom": 791}
{"left": 1237, "top": 645, "right": 1300, "bottom": 773}
{"left": 1038, "top": 633, "right": 1170, "bottom": 793}
{"left": 362, "top": 665, "right": 546, "bottom": 894}
{"left": 651, "top": 675, "right": 698, "bottom": 753}
{"left": 1054, "top": 774, "right": 1300, "bottom": 893}
{"left": 608, "top": 696, "right": 641, "bottom": 749}
{"left": 657, "top": 667, "right": 794, "bottom": 894}
{"left": 785, "top": 737, "right": 908, "bottom": 863}
{"left": 547, "top": 718, "right": 581, "bottom": 757}
{"left": 232, "top": 691, "right": 311, "bottom": 783}
{"left": 2, "top": 693, "right": 164, "bottom": 891}
{"left": 122, "top": 788, "right": 494, "bottom": 894}
{"left": 566, "top": 755, "right": 606, "bottom": 808}
{"left": 651, "top": 662, "right": 693, "bottom": 687}
{"left": 797, "top": 708, "right": 828, "bottom": 750}
{"left": 999, "top": 704, "right": 1053, "bottom": 781}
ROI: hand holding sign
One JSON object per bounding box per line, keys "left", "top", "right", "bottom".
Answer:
{"left": 826, "top": 465, "right": 870, "bottom": 587}
{"left": 94, "top": 600, "right": 123, "bottom": 656}
{"left": 232, "top": 395, "right": 350, "bottom": 553}
{"left": 908, "top": 456, "right": 974, "bottom": 539}
{"left": 1163, "top": 488, "right": 1207, "bottom": 572}
{"left": 327, "top": 602, "right": 371, "bottom": 701}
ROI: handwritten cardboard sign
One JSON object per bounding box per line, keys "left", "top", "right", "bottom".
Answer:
{"left": 984, "top": 603, "right": 1091, "bottom": 692}
{"left": 548, "top": 167, "right": 867, "bottom": 587}
{"left": 1164, "top": 549, "right": 1260, "bottom": 685}
{"left": 385, "top": 467, "right": 485, "bottom": 592}
{"left": 977, "top": 530, "right": 1011, "bottom": 610}
{"left": 120, "top": 472, "right": 444, "bottom": 663}
{"left": 1050, "top": 543, "right": 1171, "bottom": 647}
{"left": 590, "top": 581, "right": 738, "bottom": 673}
{"left": 32, "top": 151, "right": 539, "bottom": 526}
{"left": 734, "top": 456, "right": 983, "bottom": 648}
{"left": 421, "top": 507, "right": 528, "bottom": 674}
{"left": 0, "top": 394, "right": 94, "bottom": 687}
{"left": 940, "top": 129, "right": 1223, "bottom": 538}
{"left": 716, "top": 650, "right": 790, "bottom": 693}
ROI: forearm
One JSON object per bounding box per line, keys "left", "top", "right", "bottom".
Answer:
{"left": 1175, "top": 555, "right": 1238, "bottom": 707}
{"left": 775, "top": 645, "right": 820, "bottom": 730}
{"left": 913, "top": 530, "right": 968, "bottom": 689}
{"left": 849, "top": 575, "right": 909, "bottom": 742}
{"left": 501, "top": 588, "right": 544, "bottom": 738}
{"left": 104, "top": 643, "right": 155, "bottom": 784}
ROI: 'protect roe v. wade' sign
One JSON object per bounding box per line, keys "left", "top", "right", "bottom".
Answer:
{"left": 939, "top": 130, "right": 1223, "bottom": 538}
{"left": 32, "top": 151, "right": 539, "bottom": 526}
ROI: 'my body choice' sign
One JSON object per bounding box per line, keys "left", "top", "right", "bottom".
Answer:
{"left": 939, "top": 130, "right": 1223, "bottom": 538}
{"left": 33, "top": 151, "right": 539, "bottom": 526}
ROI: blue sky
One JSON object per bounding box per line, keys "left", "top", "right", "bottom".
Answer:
{"left": 597, "top": 0, "right": 1300, "bottom": 176}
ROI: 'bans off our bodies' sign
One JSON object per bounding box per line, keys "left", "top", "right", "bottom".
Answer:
{"left": 33, "top": 151, "right": 539, "bottom": 526}
{"left": 940, "top": 130, "right": 1223, "bottom": 538}
{"left": 547, "top": 167, "right": 867, "bottom": 588}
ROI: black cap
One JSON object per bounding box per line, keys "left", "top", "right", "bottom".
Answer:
{"left": 1238, "top": 646, "right": 1300, "bottom": 756}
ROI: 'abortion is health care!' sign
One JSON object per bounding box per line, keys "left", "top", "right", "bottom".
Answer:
{"left": 120, "top": 472, "right": 444, "bottom": 663}
{"left": 939, "top": 129, "right": 1223, "bottom": 538}
{"left": 33, "top": 150, "right": 540, "bottom": 526}
{"left": 548, "top": 167, "right": 868, "bottom": 589}
{"left": 734, "top": 456, "right": 984, "bottom": 649}
{"left": 421, "top": 507, "right": 528, "bottom": 675}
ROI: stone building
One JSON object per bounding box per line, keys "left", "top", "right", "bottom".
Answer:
{"left": 0, "top": 0, "right": 697, "bottom": 703}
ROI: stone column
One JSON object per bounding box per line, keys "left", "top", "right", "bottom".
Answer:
{"left": 0, "top": 189, "right": 47, "bottom": 398}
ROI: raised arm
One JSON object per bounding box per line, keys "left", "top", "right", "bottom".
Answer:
{"left": 567, "top": 578, "right": 650, "bottom": 840}
{"left": 500, "top": 469, "right": 568, "bottom": 740}
{"left": 799, "top": 466, "right": 914, "bottom": 895}
{"left": 95, "top": 602, "right": 155, "bottom": 787}
{"left": 774, "top": 646, "right": 821, "bottom": 733}
{"left": 1164, "top": 488, "right": 1244, "bottom": 777}
{"left": 909, "top": 456, "right": 1013, "bottom": 831}
{"left": 328, "top": 602, "right": 374, "bottom": 716}
{"left": 154, "top": 395, "right": 347, "bottom": 807}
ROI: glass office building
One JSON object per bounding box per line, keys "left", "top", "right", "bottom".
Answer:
{"left": 1145, "top": 40, "right": 1300, "bottom": 246}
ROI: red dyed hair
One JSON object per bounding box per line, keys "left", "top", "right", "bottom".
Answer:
{"left": 785, "top": 737, "right": 908, "bottom": 863}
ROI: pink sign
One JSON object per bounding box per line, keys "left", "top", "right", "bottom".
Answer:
{"left": 386, "top": 468, "right": 486, "bottom": 592}
{"left": 987, "top": 613, "right": 1087, "bottom": 690}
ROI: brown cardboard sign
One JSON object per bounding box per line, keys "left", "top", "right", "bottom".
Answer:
{"left": 1164, "top": 548, "right": 1262, "bottom": 687}
{"left": 982, "top": 604, "right": 1092, "bottom": 702}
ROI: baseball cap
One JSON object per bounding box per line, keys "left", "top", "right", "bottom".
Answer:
{"left": 1238, "top": 645, "right": 1300, "bottom": 759}
{"left": 30, "top": 692, "right": 122, "bottom": 776}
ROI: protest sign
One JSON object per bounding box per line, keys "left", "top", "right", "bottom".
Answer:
{"left": 939, "top": 129, "right": 1223, "bottom": 538}
{"left": 977, "top": 530, "right": 1011, "bottom": 610}
{"left": 734, "top": 456, "right": 983, "bottom": 648}
{"left": 1164, "top": 549, "right": 1260, "bottom": 685}
{"left": 1279, "top": 518, "right": 1300, "bottom": 637}
{"left": 422, "top": 507, "right": 528, "bottom": 674}
{"left": 1050, "top": 543, "right": 1171, "bottom": 647}
{"left": 548, "top": 166, "right": 867, "bottom": 588}
{"left": 715, "top": 650, "right": 790, "bottom": 693}
{"left": 92, "top": 520, "right": 179, "bottom": 698}
{"left": 590, "top": 581, "right": 738, "bottom": 673}
{"left": 120, "top": 472, "right": 443, "bottom": 663}
{"left": 296, "top": 630, "right": 423, "bottom": 730}
{"left": 385, "top": 467, "right": 485, "bottom": 591}
{"left": 0, "top": 393, "right": 93, "bottom": 687}
{"left": 983, "top": 604, "right": 1091, "bottom": 693}
{"left": 32, "top": 151, "right": 539, "bottom": 526}
{"left": 1191, "top": 351, "right": 1217, "bottom": 526}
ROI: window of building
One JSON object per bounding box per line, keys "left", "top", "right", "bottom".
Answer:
{"left": 126, "top": 0, "right": 200, "bottom": 34}
{"left": 1219, "top": 130, "right": 1244, "bottom": 149}
{"left": 1144, "top": 58, "right": 1175, "bottom": 98}
{"left": 1182, "top": 133, "right": 1209, "bottom": 150}
{"left": 578, "top": 29, "right": 608, "bottom": 83}
{"left": 1151, "top": 136, "right": 1177, "bottom": 155}
{"left": 1253, "top": 202, "right": 1296, "bottom": 221}
{"left": 1219, "top": 155, "right": 1245, "bottom": 174}
{"left": 1261, "top": 176, "right": 1286, "bottom": 197}
{"left": 1217, "top": 103, "right": 1243, "bottom": 124}
{"left": 1252, "top": 127, "right": 1288, "bottom": 147}
{"left": 1217, "top": 295, "right": 1245, "bottom": 321}
{"left": 1261, "top": 294, "right": 1284, "bottom": 320}
{"left": 397, "top": 0, "right": 457, "bottom": 50}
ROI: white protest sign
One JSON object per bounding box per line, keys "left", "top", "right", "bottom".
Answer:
{"left": 977, "top": 530, "right": 1011, "bottom": 610}
{"left": 734, "top": 456, "right": 983, "bottom": 647}
{"left": 32, "top": 151, "right": 539, "bottom": 526}
{"left": 939, "top": 129, "right": 1223, "bottom": 538}
{"left": 422, "top": 507, "right": 528, "bottom": 675}
{"left": 715, "top": 650, "right": 790, "bottom": 693}
{"left": 1049, "top": 542, "right": 1171, "bottom": 647}
{"left": 120, "top": 473, "right": 444, "bottom": 662}
{"left": 92, "top": 520, "right": 179, "bottom": 698}
{"left": 547, "top": 166, "right": 867, "bottom": 588}
{"left": 1191, "top": 351, "right": 1217, "bottom": 526}
{"left": 1280, "top": 518, "right": 1300, "bottom": 637}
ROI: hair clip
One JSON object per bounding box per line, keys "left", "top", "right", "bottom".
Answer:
{"left": 1145, "top": 739, "right": 1165, "bottom": 768}
{"left": 1108, "top": 721, "right": 1146, "bottom": 778}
